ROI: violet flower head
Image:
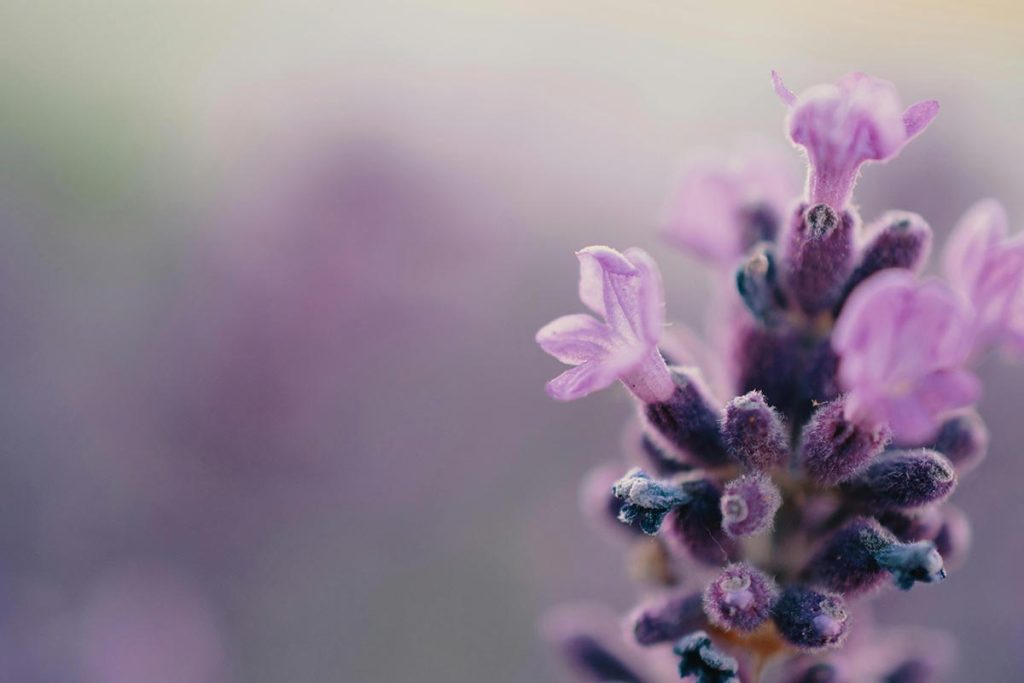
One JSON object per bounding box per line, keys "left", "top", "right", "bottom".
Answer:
{"left": 832, "top": 270, "right": 981, "bottom": 443}
{"left": 772, "top": 71, "right": 938, "bottom": 210}
{"left": 536, "top": 246, "right": 674, "bottom": 403}
{"left": 943, "top": 199, "right": 1024, "bottom": 354}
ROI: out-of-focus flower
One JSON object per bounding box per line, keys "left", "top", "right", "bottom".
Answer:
{"left": 772, "top": 71, "right": 938, "bottom": 210}
{"left": 77, "top": 566, "right": 226, "bottom": 683}
{"left": 833, "top": 270, "right": 980, "bottom": 442}
{"left": 943, "top": 198, "right": 1024, "bottom": 354}
{"left": 661, "top": 142, "right": 799, "bottom": 265}
{"left": 537, "top": 246, "right": 674, "bottom": 402}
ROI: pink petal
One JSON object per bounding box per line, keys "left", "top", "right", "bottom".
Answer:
{"left": 536, "top": 313, "right": 614, "bottom": 365}
{"left": 771, "top": 70, "right": 795, "bottom": 106}
{"left": 903, "top": 100, "right": 940, "bottom": 139}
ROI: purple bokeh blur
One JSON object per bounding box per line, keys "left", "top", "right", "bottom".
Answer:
{"left": 2, "top": 3, "right": 1023, "bottom": 681}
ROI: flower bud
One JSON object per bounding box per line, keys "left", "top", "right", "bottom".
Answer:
{"left": 612, "top": 468, "right": 693, "bottom": 535}
{"left": 720, "top": 391, "right": 789, "bottom": 470}
{"left": 880, "top": 660, "right": 932, "bottom": 683}
{"left": 781, "top": 203, "right": 855, "bottom": 315}
{"left": 673, "top": 631, "right": 739, "bottom": 683}
{"left": 736, "top": 245, "right": 788, "bottom": 325}
{"left": 929, "top": 410, "right": 988, "bottom": 475}
{"left": 630, "top": 591, "right": 707, "bottom": 646}
{"left": 663, "top": 478, "right": 738, "bottom": 566}
{"left": 842, "top": 449, "right": 956, "bottom": 511}
{"left": 840, "top": 211, "right": 932, "bottom": 307}
{"left": 720, "top": 474, "right": 782, "bottom": 537}
{"left": 805, "top": 517, "right": 946, "bottom": 593}
{"left": 702, "top": 563, "right": 778, "bottom": 632}
{"left": 772, "top": 585, "right": 849, "bottom": 651}
{"left": 803, "top": 517, "right": 896, "bottom": 595}
{"left": 798, "top": 398, "right": 891, "bottom": 485}
{"left": 644, "top": 369, "right": 730, "bottom": 467}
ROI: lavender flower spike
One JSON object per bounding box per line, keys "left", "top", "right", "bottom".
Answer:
{"left": 832, "top": 270, "right": 981, "bottom": 443}
{"left": 537, "top": 246, "right": 674, "bottom": 403}
{"left": 772, "top": 71, "right": 938, "bottom": 210}
{"left": 943, "top": 199, "right": 1024, "bottom": 354}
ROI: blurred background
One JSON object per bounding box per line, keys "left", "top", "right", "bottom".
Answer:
{"left": 1, "top": 1, "right": 1022, "bottom": 681}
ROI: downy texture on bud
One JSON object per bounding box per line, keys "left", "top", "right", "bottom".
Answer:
{"left": 720, "top": 390, "right": 789, "bottom": 470}
{"left": 798, "top": 397, "right": 891, "bottom": 485}
{"left": 781, "top": 203, "right": 855, "bottom": 315}
{"left": 772, "top": 585, "right": 849, "bottom": 651}
{"left": 841, "top": 210, "right": 932, "bottom": 306}
{"left": 720, "top": 474, "right": 782, "bottom": 537}
{"left": 644, "top": 368, "right": 730, "bottom": 467}
{"left": 842, "top": 449, "right": 956, "bottom": 511}
{"left": 702, "top": 563, "right": 778, "bottom": 632}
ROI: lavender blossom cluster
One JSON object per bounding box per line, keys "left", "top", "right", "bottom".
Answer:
{"left": 536, "top": 72, "right": 1021, "bottom": 682}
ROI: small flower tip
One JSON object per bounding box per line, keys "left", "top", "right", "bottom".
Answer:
{"left": 771, "top": 70, "right": 796, "bottom": 106}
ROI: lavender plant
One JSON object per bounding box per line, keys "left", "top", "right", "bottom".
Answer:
{"left": 536, "top": 72, "right": 1022, "bottom": 682}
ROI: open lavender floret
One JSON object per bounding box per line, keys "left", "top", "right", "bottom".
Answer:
{"left": 537, "top": 72, "right": 1017, "bottom": 682}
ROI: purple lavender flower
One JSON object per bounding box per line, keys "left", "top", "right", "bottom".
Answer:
{"left": 537, "top": 246, "right": 674, "bottom": 403}
{"left": 538, "top": 71, "right": 1017, "bottom": 682}
{"left": 662, "top": 142, "right": 799, "bottom": 264}
{"left": 943, "top": 198, "right": 1024, "bottom": 354}
{"left": 832, "top": 270, "right": 981, "bottom": 443}
{"left": 772, "top": 71, "right": 938, "bottom": 210}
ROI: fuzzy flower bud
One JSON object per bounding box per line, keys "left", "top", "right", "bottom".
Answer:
{"left": 842, "top": 449, "right": 957, "bottom": 511}
{"left": 644, "top": 369, "right": 730, "bottom": 467}
{"left": 781, "top": 203, "right": 855, "bottom": 315}
{"left": 663, "top": 478, "right": 737, "bottom": 566}
{"left": 841, "top": 211, "right": 932, "bottom": 306}
{"left": 929, "top": 410, "right": 989, "bottom": 475}
{"left": 772, "top": 585, "right": 849, "bottom": 651}
{"left": 772, "top": 71, "right": 938, "bottom": 211}
{"left": 804, "top": 517, "right": 945, "bottom": 594}
{"left": 537, "top": 246, "right": 674, "bottom": 403}
{"left": 798, "top": 397, "right": 891, "bottom": 485}
{"left": 611, "top": 468, "right": 692, "bottom": 535}
{"left": 720, "top": 474, "right": 782, "bottom": 537}
{"left": 673, "top": 631, "right": 738, "bottom": 683}
{"left": 630, "top": 591, "right": 707, "bottom": 646}
{"left": 702, "top": 563, "right": 778, "bottom": 633}
{"left": 721, "top": 390, "right": 789, "bottom": 471}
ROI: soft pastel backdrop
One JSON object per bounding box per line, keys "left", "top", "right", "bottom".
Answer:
{"left": 1, "top": 2, "right": 1022, "bottom": 681}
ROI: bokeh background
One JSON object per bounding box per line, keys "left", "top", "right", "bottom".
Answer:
{"left": 1, "top": 1, "right": 1023, "bottom": 681}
